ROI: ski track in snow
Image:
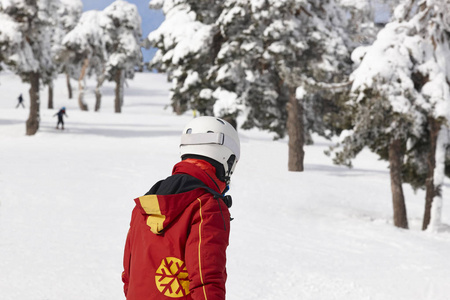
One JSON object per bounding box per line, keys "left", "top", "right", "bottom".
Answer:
{"left": 1, "top": 72, "right": 450, "bottom": 299}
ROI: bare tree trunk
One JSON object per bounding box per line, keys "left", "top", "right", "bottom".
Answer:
{"left": 95, "top": 75, "right": 105, "bottom": 112}
{"left": 287, "top": 86, "right": 304, "bottom": 172}
{"left": 221, "top": 115, "right": 238, "bottom": 130}
{"left": 429, "top": 125, "right": 447, "bottom": 232}
{"left": 114, "top": 69, "right": 123, "bottom": 113}
{"left": 66, "top": 72, "right": 73, "bottom": 99}
{"left": 48, "top": 83, "right": 53, "bottom": 109}
{"left": 26, "top": 72, "right": 40, "bottom": 136}
{"left": 423, "top": 118, "right": 440, "bottom": 230}
{"left": 78, "top": 58, "right": 89, "bottom": 111}
{"left": 173, "top": 100, "right": 183, "bottom": 115}
{"left": 389, "top": 139, "right": 408, "bottom": 228}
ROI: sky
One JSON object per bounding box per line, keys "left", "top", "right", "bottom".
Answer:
{"left": 82, "top": 0, "right": 164, "bottom": 63}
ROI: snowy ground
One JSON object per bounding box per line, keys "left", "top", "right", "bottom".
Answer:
{"left": 1, "top": 72, "right": 450, "bottom": 300}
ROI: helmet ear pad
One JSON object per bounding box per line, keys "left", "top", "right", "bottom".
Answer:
{"left": 182, "top": 154, "right": 228, "bottom": 183}
{"left": 227, "top": 155, "right": 236, "bottom": 176}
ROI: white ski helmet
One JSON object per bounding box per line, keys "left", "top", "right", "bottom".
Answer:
{"left": 180, "top": 116, "right": 240, "bottom": 180}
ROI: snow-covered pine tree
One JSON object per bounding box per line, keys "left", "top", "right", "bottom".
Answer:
{"left": 102, "top": 0, "right": 142, "bottom": 113}
{"left": 332, "top": 0, "right": 450, "bottom": 230}
{"left": 53, "top": 0, "right": 82, "bottom": 102}
{"left": 0, "top": 12, "right": 21, "bottom": 68}
{"left": 0, "top": 0, "right": 60, "bottom": 135}
{"left": 148, "top": 0, "right": 224, "bottom": 115}
{"left": 58, "top": 0, "right": 83, "bottom": 42}
{"left": 294, "top": 0, "right": 378, "bottom": 146}
{"left": 337, "top": 0, "right": 379, "bottom": 46}
{"left": 213, "top": 0, "right": 352, "bottom": 171}
{"left": 212, "top": 0, "right": 284, "bottom": 134}
{"left": 149, "top": 0, "right": 356, "bottom": 170}
{"left": 403, "top": 0, "right": 450, "bottom": 231}
{"left": 46, "top": 0, "right": 82, "bottom": 108}
{"left": 61, "top": 10, "right": 110, "bottom": 111}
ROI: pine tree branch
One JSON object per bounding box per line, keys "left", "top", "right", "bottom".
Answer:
{"left": 300, "top": 74, "right": 353, "bottom": 92}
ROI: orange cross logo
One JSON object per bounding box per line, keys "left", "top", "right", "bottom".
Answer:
{"left": 155, "top": 257, "right": 190, "bottom": 298}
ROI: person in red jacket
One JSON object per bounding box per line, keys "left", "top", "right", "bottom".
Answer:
{"left": 122, "top": 116, "right": 240, "bottom": 299}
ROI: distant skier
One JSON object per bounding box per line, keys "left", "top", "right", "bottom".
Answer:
{"left": 54, "top": 107, "right": 68, "bottom": 130}
{"left": 16, "top": 94, "right": 25, "bottom": 108}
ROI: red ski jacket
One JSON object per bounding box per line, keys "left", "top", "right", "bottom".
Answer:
{"left": 122, "top": 159, "right": 231, "bottom": 300}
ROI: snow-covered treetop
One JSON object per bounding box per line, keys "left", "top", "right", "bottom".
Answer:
{"left": 0, "top": 0, "right": 62, "bottom": 81}
{"left": 102, "top": 0, "right": 143, "bottom": 77}
{"left": 0, "top": 12, "right": 21, "bottom": 47}
{"left": 0, "top": 0, "right": 35, "bottom": 14}
{"left": 351, "top": 0, "right": 450, "bottom": 120}
{"left": 60, "top": 9, "right": 107, "bottom": 78}
{"left": 338, "top": 0, "right": 372, "bottom": 11}
{"left": 60, "top": 0, "right": 143, "bottom": 81}
{"left": 216, "top": 0, "right": 350, "bottom": 87}
{"left": 63, "top": 10, "right": 110, "bottom": 57}
{"left": 103, "top": 0, "right": 141, "bottom": 34}
{"left": 149, "top": 0, "right": 182, "bottom": 14}
{"left": 148, "top": 0, "right": 213, "bottom": 66}
{"left": 58, "top": 0, "right": 83, "bottom": 31}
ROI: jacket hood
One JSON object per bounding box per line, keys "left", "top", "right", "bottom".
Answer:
{"left": 134, "top": 159, "right": 226, "bottom": 235}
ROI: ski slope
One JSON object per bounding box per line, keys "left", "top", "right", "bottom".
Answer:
{"left": 0, "top": 72, "right": 449, "bottom": 299}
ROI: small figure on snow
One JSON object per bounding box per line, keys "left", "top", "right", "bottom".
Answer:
{"left": 54, "top": 107, "right": 68, "bottom": 130}
{"left": 16, "top": 94, "right": 25, "bottom": 108}
{"left": 122, "top": 116, "right": 240, "bottom": 299}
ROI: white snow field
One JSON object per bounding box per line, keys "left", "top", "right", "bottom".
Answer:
{"left": 1, "top": 72, "right": 450, "bottom": 300}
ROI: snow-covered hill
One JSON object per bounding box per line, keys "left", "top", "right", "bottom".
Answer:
{"left": 0, "top": 72, "right": 449, "bottom": 299}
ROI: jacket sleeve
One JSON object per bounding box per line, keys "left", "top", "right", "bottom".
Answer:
{"left": 123, "top": 206, "right": 139, "bottom": 297}
{"left": 185, "top": 196, "right": 231, "bottom": 300}
{"left": 122, "top": 229, "right": 131, "bottom": 297}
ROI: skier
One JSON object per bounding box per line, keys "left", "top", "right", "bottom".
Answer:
{"left": 54, "top": 107, "right": 68, "bottom": 130}
{"left": 122, "top": 116, "right": 240, "bottom": 300}
{"left": 16, "top": 94, "right": 25, "bottom": 108}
